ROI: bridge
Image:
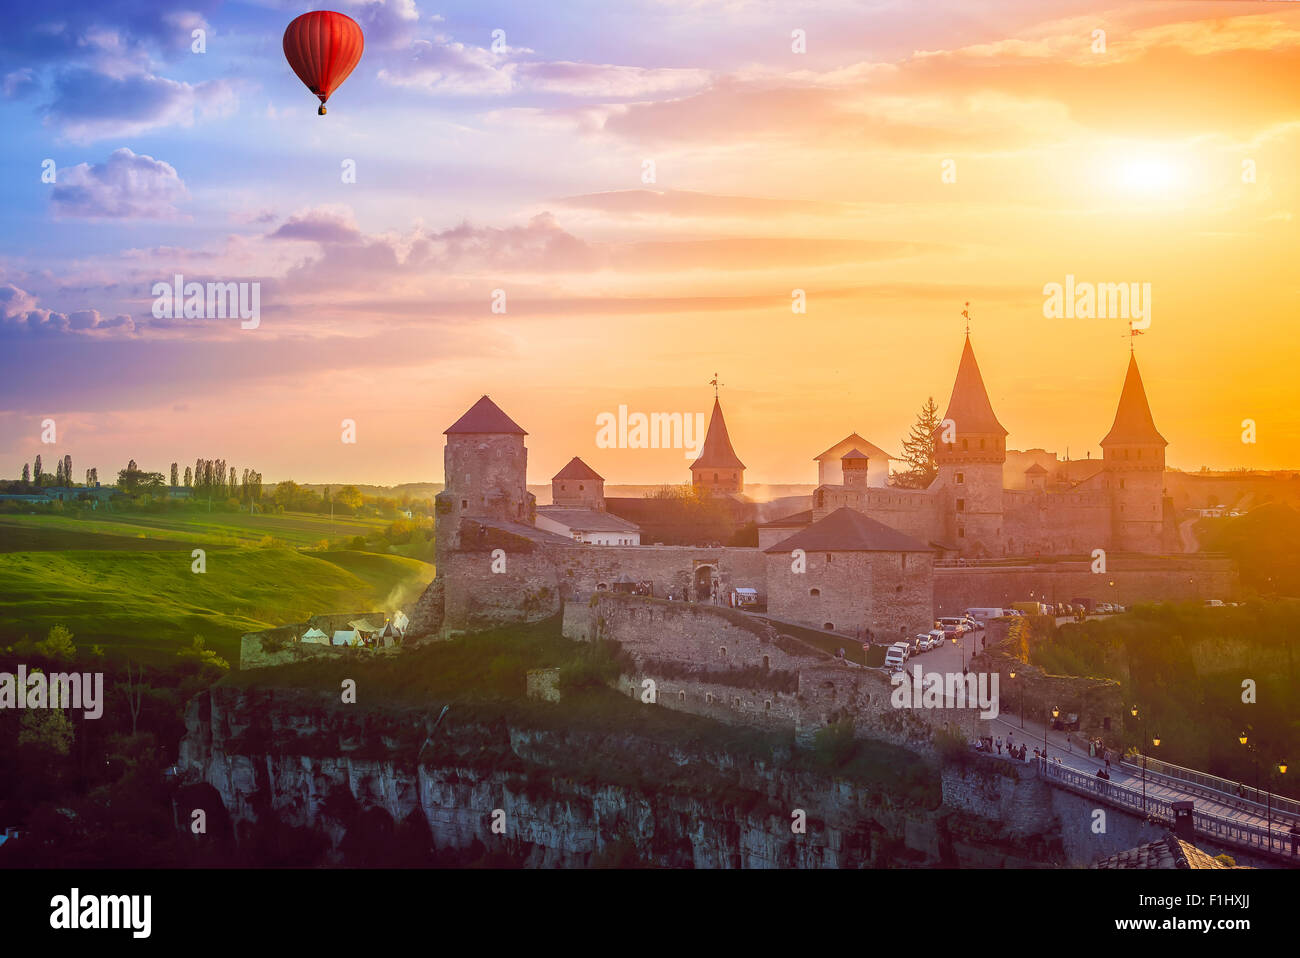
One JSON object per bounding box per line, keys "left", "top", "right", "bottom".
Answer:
{"left": 1037, "top": 757, "right": 1298, "bottom": 865}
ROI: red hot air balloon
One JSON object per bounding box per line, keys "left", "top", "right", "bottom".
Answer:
{"left": 283, "top": 11, "right": 364, "bottom": 115}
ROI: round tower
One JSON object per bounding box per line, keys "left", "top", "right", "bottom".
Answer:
{"left": 934, "top": 334, "right": 1006, "bottom": 557}
{"left": 1100, "top": 353, "right": 1166, "bottom": 553}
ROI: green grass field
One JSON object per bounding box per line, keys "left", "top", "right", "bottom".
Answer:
{"left": 0, "top": 509, "right": 391, "bottom": 549}
{"left": 0, "top": 511, "right": 434, "bottom": 667}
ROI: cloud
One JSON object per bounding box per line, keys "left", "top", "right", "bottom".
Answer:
{"left": 516, "top": 61, "right": 712, "bottom": 97}
{"left": 50, "top": 148, "right": 189, "bottom": 220}
{"left": 3, "top": 68, "right": 38, "bottom": 99}
{"left": 45, "top": 68, "right": 237, "bottom": 142}
{"left": 268, "top": 207, "right": 363, "bottom": 244}
{"left": 0, "top": 282, "right": 136, "bottom": 338}
{"left": 555, "top": 189, "right": 847, "bottom": 217}
{"left": 377, "top": 37, "right": 515, "bottom": 94}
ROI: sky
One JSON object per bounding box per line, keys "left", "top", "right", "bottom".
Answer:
{"left": 0, "top": 0, "right": 1297, "bottom": 486}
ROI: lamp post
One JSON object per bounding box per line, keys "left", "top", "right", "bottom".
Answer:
{"left": 1131, "top": 704, "right": 1151, "bottom": 814}
{"left": 1010, "top": 669, "right": 1023, "bottom": 729}
{"left": 1044, "top": 705, "right": 1059, "bottom": 763}
{"left": 1240, "top": 732, "right": 1288, "bottom": 853}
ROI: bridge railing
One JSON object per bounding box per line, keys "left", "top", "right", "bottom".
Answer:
{"left": 1122, "top": 754, "right": 1300, "bottom": 823}
{"left": 1039, "top": 759, "right": 1298, "bottom": 862}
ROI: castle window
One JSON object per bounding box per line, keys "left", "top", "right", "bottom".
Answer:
{"left": 706, "top": 693, "right": 713, "bottom": 704}
{"left": 901, "top": 554, "right": 906, "bottom": 569}
{"left": 578, "top": 484, "right": 584, "bottom": 491}
{"left": 956, "top": 498, "right": 965, "bottom": 512}
{"left": 461, "top": 500, "right": 468, "bottom": 509}
{"left": 824, "top": 622, "right": 834, "bottom": 630}
{"left": 560, "top": 484, "right": 566, "bottom": 492}
{"left": 1120, "top": 479, "right": 1126, "bottom": 489}
{"left": 979, "top": 439, "right": 986, "bottom": 449}
{"left": 962, "top": 439, "right": 968, "bottom": 450}
{"left": 713, "top": 473, "right": 719, "bottom": 482}
{"left": 765, "top": 700, "right": 772, "bottom": 711}
{"left": 826, "top": 553, "right": 832, "bottom": 563}
{"left": 679, "top": 691, "right": 686, "bottom": 702}
{"left": 719, "top": 646, "right": 727, "bottom": 658}
{"left": 809, "top": 588, "right": 820, "bottom": 597}
{"left": 956, "top": 473, "right": 964, "bottom": 484}
{"left": 958, "top": 527, "right": 965, "bottom": 538}
{"left": 762, "top": 655, "right": 770, "bottom": 669}
{"left": 734, "top": 697, "right": 742, "bottom": 708}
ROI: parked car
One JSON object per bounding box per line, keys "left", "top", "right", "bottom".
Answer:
{"left": 928, "top": 628, "right": 947, "bottom": 648}
{"left": 1204, "top": 598, "right": 1225, "bottom": 607}
{"left": 884, "top": 643, "right": 909, "bottom": 670}
{"left": 937, "top": 616, "right": 968, "bottom": 635}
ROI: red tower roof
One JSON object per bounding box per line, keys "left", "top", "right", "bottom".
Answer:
{"left": 691, "top": 398, "right": 746, "bottom": 471}
{"left": 553, "top": 457, "right": 603, "bottom": 481}
{"left": 444, "top": 395, "right": 527, "bottom": 435}
{"left": 1100, "top": 354, "right": 1166, "bottom": 447}
{"left": 940, "top": 336, "right": 1007, "bottom": 437}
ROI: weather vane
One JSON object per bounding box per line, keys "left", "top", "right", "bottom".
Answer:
{"left": 1125, "top": 323, "right": 1145, "bottom": 352}
{"left": 961, "top": 301, "right": 972, "bottom": 336}
{"left": 709, "top": 373, "right": 723, "bottom": 398}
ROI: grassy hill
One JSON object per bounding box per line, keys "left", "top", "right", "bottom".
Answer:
{"left": 0, "top": 511, "right": 434, "bottom": 668}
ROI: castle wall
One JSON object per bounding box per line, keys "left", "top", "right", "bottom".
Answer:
{"left": 932, "top": 556, "right": 1238, "bottom": 616}
{"left": 1003, "top": 488, "right": 1112, "bottom": 556}
{"left": 577, "top": 595, "right": 989, "bottom": 752}
{"left": 814, "top": 486, "right": 942, "bottom": 542}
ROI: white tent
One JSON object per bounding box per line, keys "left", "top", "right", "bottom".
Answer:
{"left": 332, "top": 630, "right": 359, "bottom": 647}
{"left": 301, "top": 627, "right": 329, "bottom": 645}
{"left": 392, "top": 610, "right": 409, "bottom": 633}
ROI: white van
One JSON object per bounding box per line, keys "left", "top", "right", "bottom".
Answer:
{"left": 884, "top": 643, "right": 909, "bottom": 670}
{"left": 965, "top": 607, "right": 1003, "bottom": 621}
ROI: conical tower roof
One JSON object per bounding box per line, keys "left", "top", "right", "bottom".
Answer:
{"left": 1101, "top": 353, "right": 1166, "bottom": 447}
{"left": 940, "top": 336, "right": 1007, "bottom": 437}
{"left": 444, "top": 395, "right": 526, "bottom": 435}
{"left": 691, "top": 398, "right": 746, "bottom": 471}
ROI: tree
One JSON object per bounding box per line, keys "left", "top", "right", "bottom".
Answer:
{"left": 178, "top": 635, "right": 229, "bottom": 671}
{"left": 170, "top": 462, "right": 179, "bottom": 487}
{"left": 37, "top": 625, "right": 76, "bottom": 661}
{"left": 184, "top": 466, "right": 192, "bottom": 487}
{"left": 55, "top": 458, "right": 65, "bottom": 485}
{"left": 21, "top": 463, "right": 29, "bottom": 483}
{"left": 117, "top": 460, "right": 163, "bottom": 492}
{"left": 18, "top": 707, "right": 74, "bottom": 756}
{"left": 33, "top": 454, "right": 42, "bottom": 485}
{"left": 896, "top": 396, "right": 941, "bottom": 489}
{"left": 336, "top": 485, "right": 364, "bottom": 511}
{"left": 63, "top": 454, "right": 72, "bottom": 485}
{"left": 121, "top": 660, "right": 148, "bottom": 737}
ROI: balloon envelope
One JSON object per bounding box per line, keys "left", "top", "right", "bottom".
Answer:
{"left": 283, "top": 11, "right": 364, "bottom": 113}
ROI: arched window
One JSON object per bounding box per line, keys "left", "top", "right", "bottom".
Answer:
{"left": 762, "top": 655, "right": 770, "bottom": 670}
{"left": 824, "top": 622, "right": 835, "bottom": 630}
{"left": 578, "top": 484, "right": 584, "bottom": 491}
{"left": 719, "top": 646, "right": 727, "bottom": 658}
{"left": 809, "top": 588, "right": 820, "bottom": 597}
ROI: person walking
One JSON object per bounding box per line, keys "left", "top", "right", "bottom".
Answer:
{"left": 996, "top": 737, "right": 1003, "bottom": 755}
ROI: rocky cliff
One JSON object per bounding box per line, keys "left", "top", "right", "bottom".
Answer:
{"left": 177, "top": 685, "right": 1067, "bottom": 867}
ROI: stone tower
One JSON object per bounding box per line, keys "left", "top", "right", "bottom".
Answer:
{"left": 434, "top": 395, "right": 534, "bottom": 562}
{"left": 552, "top": 457, "right": 605, "bottom": 510}
{"left": 1100, "top": 353, "right": 1166, "bottom": 553}
{"left": 934, "top": 334, "right": 1007, "bottom": 557}
{"left": 690, "top": 397, "right": 745, "bottom": 495}
{"left": 841, "top": 449, "right": 870, "bottom": 488}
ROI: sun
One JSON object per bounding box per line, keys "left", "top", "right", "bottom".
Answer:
{"left": 1115, "top": 154, "right": 1185, "bottom": 194}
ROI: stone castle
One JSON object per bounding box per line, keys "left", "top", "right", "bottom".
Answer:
{"left": 409, "top": 332, "right": 1232, "bottom": 645}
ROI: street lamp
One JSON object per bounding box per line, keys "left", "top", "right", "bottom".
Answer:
{"left": 1131, "top": 704, "right": 1152, "bottom": 814}
{"left": 1010, "top": 669, "right": 1023, "bottom": 729}
{"left": 1044, "top": 704, "right": 1060, "bottom": 763}
{"left": 1240, "top": 731, "right": 1287, "bottom": 853}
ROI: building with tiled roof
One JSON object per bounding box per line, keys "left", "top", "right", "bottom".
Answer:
{"left": 551, "top": 457, "right": 606, "bottom": 511}
{"left": 1091, "top": 834, "right": 1235, "bottom": 870}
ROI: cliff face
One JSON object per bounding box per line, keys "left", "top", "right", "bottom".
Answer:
{"left": 178, "top": 686, "right": 1063, "bottom": 868}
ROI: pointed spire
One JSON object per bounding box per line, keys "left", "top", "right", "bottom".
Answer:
{"left": 691, "top": 397, "right": 746, "bottom": 471}
{"left": 941, "top": 336, "right": 1007, "bottom": 436}
{"left": 1101, "top": 353, "right": 1166, "bottom": 447}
